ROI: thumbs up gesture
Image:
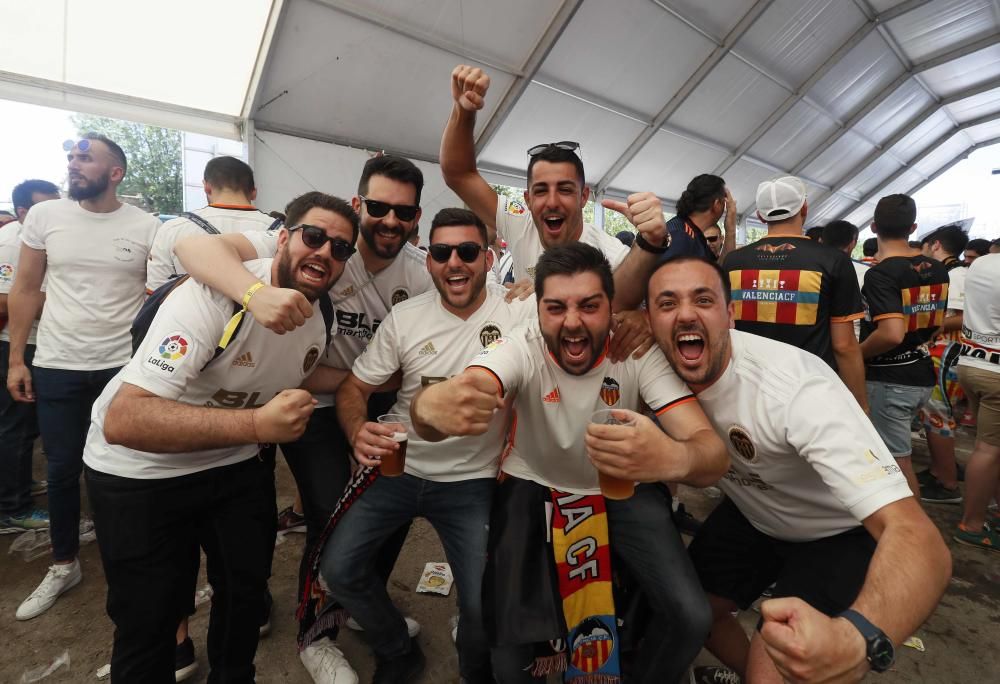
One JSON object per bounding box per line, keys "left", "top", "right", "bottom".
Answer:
{"left": 452, "top": 64, "right": 491, "bottom": 112}
{"left": 603, "top": 192, "right": 668, "bottom": 248}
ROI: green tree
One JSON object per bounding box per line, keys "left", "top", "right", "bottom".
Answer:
{"left": 71, "top": 114, "right": 182, "bottom": 214}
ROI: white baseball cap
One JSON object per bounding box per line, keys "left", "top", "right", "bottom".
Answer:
{"left": 756, "top": 176, "right": 807, "bottom": 222}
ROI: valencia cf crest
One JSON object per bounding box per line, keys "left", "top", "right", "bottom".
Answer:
{"left": 391, "top": 288, "right": 409, "bottom": 305}
{"left": 479, "top": 323, "right": 502, "bottom": 348}
{"left": 303, "top": 346, "right": 320, "bottom": 373}
{"left": 728, "top": 425, "right": 757, "bottom": 464}
{"left": 756, "top": 242, "right": 795, "bottom": 253}
{"left": 600, "top": 377, "right": 620, "bottom": 406}
{"left": 570, "top": 616, "right": 616, "bottom": 674}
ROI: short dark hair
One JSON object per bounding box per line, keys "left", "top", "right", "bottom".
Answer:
{"left": 862, "top": 237, "right": 878, "bottom": 257}
{"left": 283, "top": 191, "right": 359, "bottom": 243}
{"left": 527, "top": 146, "right": 586, "bottom": 187}
{"left": 676, "top": 174, "right": 726, "bottom": 218}
{"left": 966, "top": 238, "right": 991, "bottom": 256}
{"left": 358, "top": 155, "right": 424, "bottom": 206}
{"left": 647, "top": 255, "right": 732, "bottom": 304}
{"left": 203, "top": 156, "right": 255, "bottom": 196}
{"left": 12, "top": 179, "right": 60, "bottom": 212}
{"left": 821, "top": 220, "right": 859, "bottom": 250}
{"left": 429, "top": 207, "right": 487, "bottom": 245}
{"left": 534, "top": 242, "right": 614, "bottom": 302}
{"left": 805, "top": 226, "right": 823, "bottom": 241}
{"left": 921, "top": 224, "right": 969, "bottom": 256}
{"left": 872, "top": 194, "right": 916, "bottom": 239}
{"left": 615, "top": 230, "right": 635, "bottom": 247}
{"left": 82, "top": 132, "right": 128, "bottom": 177}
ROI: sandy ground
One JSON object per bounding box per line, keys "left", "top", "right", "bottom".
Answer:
{"left": 1, "top": 430, "right": 997, "bottom": 683}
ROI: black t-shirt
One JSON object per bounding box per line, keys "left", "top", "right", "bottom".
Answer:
{"left": 658, "top": 215, "right": 713, "bottom": 263}
{"left": 860, "top": 255, "right": 950, "bottom": 386}
{"left": 722, "top": 236, "right": 864, "bottom": 369}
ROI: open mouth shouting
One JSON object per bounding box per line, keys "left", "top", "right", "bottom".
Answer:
{"left": 443, "top": 271, "right": 471, "bottom": 297}
{"left": 676, "top": 331, "right": 706, "bottom": 366}
{"left": 298, "top": 258, "right": 331, "bottom": 288}
{"left": 559, "top": 332, "right": 594, "bottom": 372}
{"left": 540, "top": 213, "right": 566, "bottom": 239}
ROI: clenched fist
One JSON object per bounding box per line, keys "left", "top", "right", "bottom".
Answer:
{"left": 602, "top": 192, "right": 668, "bottom": 248}
{"left": 247, "top": 285, "right": 314, "bottom": 334}
{"left": 254, "top": 389, "right": 317, "bottom": 443}
{"left": 413, "top": 369, "right": 502, "bottom": 437}
{"left": 452, "top": 64, "right": 491, "bottom": 112}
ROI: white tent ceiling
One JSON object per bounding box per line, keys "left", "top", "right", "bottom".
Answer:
{"left": 4, "top": 0, "right": 1000, "bottom": 229}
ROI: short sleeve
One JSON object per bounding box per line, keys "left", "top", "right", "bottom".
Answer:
{"left": 244, "top": 230, "right": 280, "bottom": 259}
{"left": 946, "top": 268, "right": 966, "bottom": 311}
{"left": 635, "top": 350, "right": 695, "bottom": 415}
{"left": 862, "top": 267, "right": 903, "bottom": 322}
{"left": 19, "top": 208, "right": 45, "bottom": 251}
{"left": 829, "top": 252, "right": 865, "bottom": 322}
{"left": 783, "top": 373, "right": 912, "bottom": 521}
{"left": 146, "top": 224, "right": 182, "bottom": 292}
{"left": 0, "top": 240, "right": 17, "bottom": 294}
{"left": 351, "top": 311, "right": 402, "bottom": 386}
{"left": 495, "top": 197, "right": 528, "bottom": 244}
{"left": 121, "top": 280, "right": 230, "bottom": 400}
{"left": 467, "top": 333, "right": 529, "bottom": 398}
{"left": 595, "top": 228, "right": 629, "bottom": 271}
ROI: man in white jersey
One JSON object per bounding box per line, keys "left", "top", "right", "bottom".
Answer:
{"left": 7, "top": 134, "right": 162, "bottom": 620}
{"left": 411, "top": 243, "right": 728, "bottom": 683}
{"left": 312, "top": 208, "right": 534, "bottom": 683}
{"left": 441, "top": 64, "right": 671, "bottom": 312}
{"left": 640, "top": 256, "right": 950, "bottom": 684}
{"left": 82, "top": 192, "right": 355, "bottom": 682}
{"left": 173, "top": 156, "right": 435, "bottom": 682}
{"left": 146, "top": 156, "right": 278, "bottom": 292}
{"left": 0, "top": 179, "right": 59, "bottom": 534}
{"left": 953, "top": 253, "right": 1000, "bottom": 551}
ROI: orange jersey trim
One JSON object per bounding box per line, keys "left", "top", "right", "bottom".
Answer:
{"left": 468, "top": 365, "right": 505, "bottom": 397}
{"left": 831, "top": 312, "right": 865, "bottom": 323}
{"left": 654, "top": 394, "right": 697, "bottom": 415}
{"left": 872, "top": 313, "right": 905, "bottom": 322}
{"left": 208, "top": 203, "right": 257, "bottom": 210}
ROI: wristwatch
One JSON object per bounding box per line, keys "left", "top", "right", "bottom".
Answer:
{"left": 837, "top": 609, "right": 895, "bottom": 673}
{"left": 635, "top": 231, "right": 671, "bottom": 254}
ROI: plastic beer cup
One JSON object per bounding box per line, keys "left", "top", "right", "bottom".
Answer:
{"left": 377, "top": 413, "right": 410, "bottom": 477}
{"left": 590, "top": 409, "right": 637, "bottom": 500}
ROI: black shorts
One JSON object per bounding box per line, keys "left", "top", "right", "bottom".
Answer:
{"left": 688, "top": 497, "right": 876, "bottom": 615}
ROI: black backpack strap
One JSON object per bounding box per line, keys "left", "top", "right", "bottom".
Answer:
{"left": 131, "top": 274, "right": 190, "bottom": 355}
{"left": 267, "top": 217, "right": 284, "bottom": 231}
{"left": 318, "top": 291, "right": 334, "bottom": 348}
{"left": 180, "top": 212, "right": 221, "bottom": 235}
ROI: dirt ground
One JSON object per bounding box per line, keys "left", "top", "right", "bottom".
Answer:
{"left": 2, "top": 429, "right": 997, "bottom": 683}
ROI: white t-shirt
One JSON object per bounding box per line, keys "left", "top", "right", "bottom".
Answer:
{"left": 851, "top": 260, "right": 869, "bottom": 339}
{"left": 146, "top": 205, "right": 276, "bottom": 292}
{"left": 958, "top": 253, "right": 1000, "bottom": 374}
{"left": 84, "top": 259, "right": 328, "bottom": 479}
{"left": 0, "top": 221, "right": 40, "bottom": 345}
{"left": 495, "top": 198, "right": 629, "bottom": 282}
{"left": 696, "top": 331, "right": 912, "bottom": 542}
{"left": 20, "top": 199, "right": 160, "bottom": 370}
{"left": 470, "top": 319, "right": 693, "bottom": 494}
{"left": 352, "top": 283, "right": 536, "bottom": 482}
{"left": 945, "top": 264, "right": 966, "bottom": 312}
{"left": 246, "top": 230, "right": 433, "bottom": 406}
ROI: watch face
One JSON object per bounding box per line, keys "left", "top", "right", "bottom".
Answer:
{"left": 870, "top": 636, "right": 895, "bottom": 672}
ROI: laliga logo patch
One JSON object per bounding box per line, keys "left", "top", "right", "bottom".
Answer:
{"left": 147, "top": 332, "right": 190, "bottom": 373}
{"left": 477, "top": 337, "right": 506, "bottom": 357}
{"left": 600, "top": 377, "right": 620, "bottom": 406}
{"left": 391, "top": 288, "right": 409, "bottom": 305}
{"left": 570, "top": 616, "right": 615, "bottom": 674}
{"left": 506, "top": 199, "right": 526, "bottom": 216}
{"left": 479, "top": 323, "right": 502, "bottom": 348}
{"left": 728, "top": 425, "right": 757, "bottom": 464}
{"left": 0, "top": 263, "right": 13, "bottom": 278}
{"left": 303, "top": 346, "right": 320, "bottom": 373}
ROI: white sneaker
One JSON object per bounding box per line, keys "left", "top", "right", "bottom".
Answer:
{"left": 299, "top": 637, "right": 359, "bottom": 684}
{"left": 345, "top": 615, "right": 421, "bottom": 637}
{"left": 16, "top": 559, "right": 82, "bottom": 620}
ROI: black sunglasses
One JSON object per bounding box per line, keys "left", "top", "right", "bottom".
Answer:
{"left": 427, "top": 242, "right": 487, "bottom": 263}
{"left": 287, "top": 224, "right": 356, "bottom": 262}
{"left": 705, "top": 235, "right": 720, "bottom": 243}
{"left": 358, "top": 195, "right": 419, "bottom": 222}
{"left": 527, "top": 140, "right": 581, "bottom": 158}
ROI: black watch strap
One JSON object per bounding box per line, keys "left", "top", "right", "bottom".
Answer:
{"left": 838, "top": 609, "right": 895, "bottom": 673}
{"left": 635, "top": 232, "right": 670, "bottom": 254}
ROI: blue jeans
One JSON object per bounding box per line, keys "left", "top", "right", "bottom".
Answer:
{"left": 34, "top": 365, "right": 121, "bottom": 560}
{"left": 866, "top": 381, "right": 933, "bottom": 457}
{"left": 0, "top": 342, "right": 40, "bottom": 515}
{"left": 321, "top": 473, "right": 495, "bottom": 683}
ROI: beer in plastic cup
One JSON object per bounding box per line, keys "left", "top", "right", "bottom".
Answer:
{"left": 377, "top": 413, "right": 410, "bottom": 477}
{"left": 590, "top": 409, "right": 637, "bottom": 500}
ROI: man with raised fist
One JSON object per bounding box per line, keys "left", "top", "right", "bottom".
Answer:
{"left": 82, "top": 193, "right": 357, "bottom": 683}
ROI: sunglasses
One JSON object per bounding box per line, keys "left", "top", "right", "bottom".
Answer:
{"left": 63, "top": 138, "right": 92, "bottom": 152}
{"left": 527, "top": 140, "right": 580, "bottom": 158}
{"left": 287, "top": 224, "right": 356, "bottom": 262}
{"left": 427, "top": 242, "right": 487, "bottom": 263}
{"left": 705, "top": 235, "right": 720, "bottom": 243}
{"left": 358, "top": 195, "right": 419, "bottom": 222}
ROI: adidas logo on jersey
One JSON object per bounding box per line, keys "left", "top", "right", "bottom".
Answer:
{"left": 232, "top": 352, "right": 256, "bottom": 368}
{"left": 543, "top": 388, "right": 560, "bottom": 403}
{"left": 419, "top": 342, "right": 437, "bottom": 356}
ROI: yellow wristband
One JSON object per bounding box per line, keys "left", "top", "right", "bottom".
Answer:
{"left": 242, "top": 281, "right": 265, "bottom": 309}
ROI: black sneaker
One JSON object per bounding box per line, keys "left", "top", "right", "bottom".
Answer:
{"left": 916, "top": 469, "right": 935, "bottom": 487}
{"left": 692, "top": 665, "right": 741, "bottom": 683}
{"left": 175, "top": 637, "right": 197, "bottom": 682}
{"left": 259, "top": 589, "right": 273, "bottom": 637}
{"left": 920, "top": 479, "right": 962, "bottom": 505}
{"left": 373, "top": 639, "right": 425, "bottom": 684}
{"left": 673, "top": 503, "right": 703, "bottom": 535}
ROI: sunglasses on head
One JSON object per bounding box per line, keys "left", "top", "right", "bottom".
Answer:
{"left": 358, "top": 195, "right": 419, "bottom": 222}
{"left": 287, "top": 224, "right": 356, "bottom": 262}
{"left": 63, "top": 138, "right": 91, "bottom": 152}
{"left": 427, "top": 242, "right": 487, "bottom": 263}
{"left": 527, "top": 140, "right": 581, "bottom": 158}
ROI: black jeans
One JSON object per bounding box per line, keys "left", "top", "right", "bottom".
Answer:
{"left": 0, "top": 341, "right": 39, "bottom": 515}
{"left": 86, "top": 455, "right": 277, "bottom": 684}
